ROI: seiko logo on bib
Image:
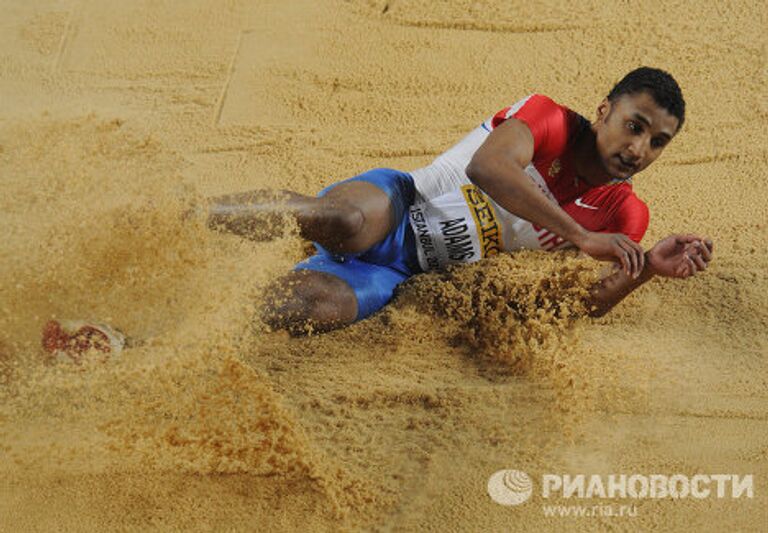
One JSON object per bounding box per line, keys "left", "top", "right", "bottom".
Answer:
{"left": 461, "top": 185, "right": 503, "bottom": 258}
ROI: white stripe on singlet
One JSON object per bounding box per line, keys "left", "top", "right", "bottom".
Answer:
{"left": 409, "top": 95, "right": 534, "bottom": 202}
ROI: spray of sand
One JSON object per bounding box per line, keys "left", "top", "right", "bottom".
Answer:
{"left": 0, "top": 116, "right": 370, "bottom": 526}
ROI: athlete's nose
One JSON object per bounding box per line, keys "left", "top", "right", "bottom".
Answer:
{"left": 626, "top": 137, "right": 647, "bottom": 162}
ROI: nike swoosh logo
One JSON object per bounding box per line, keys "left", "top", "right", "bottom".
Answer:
{"left": 574, "top": 197, "right": 598, "bottom": 210}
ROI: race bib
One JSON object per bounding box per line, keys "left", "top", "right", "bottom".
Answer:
{"left": 408, "top": 178, "right": 560, "bottom": 271}
{"left": 409, "top": 184, "right": 506, "bottom": 271}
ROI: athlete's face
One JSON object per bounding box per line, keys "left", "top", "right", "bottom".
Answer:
{"left": 593, "top": 91, "right": 680, "bottom": 180}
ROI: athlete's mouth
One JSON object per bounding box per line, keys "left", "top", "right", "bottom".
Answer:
{"left": 616, "top": 154, "right": 637, "bottom": 172}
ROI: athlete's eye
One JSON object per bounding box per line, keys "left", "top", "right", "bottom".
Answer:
{"left": 627, "top": 121, "right": 642, "bottom": 134}
{"left": 651, "top": 137, "right": 667, "bottom": 149}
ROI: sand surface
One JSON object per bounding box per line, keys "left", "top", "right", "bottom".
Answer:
{"left": 1, "top": 1, "right": 766, "bottom": 531}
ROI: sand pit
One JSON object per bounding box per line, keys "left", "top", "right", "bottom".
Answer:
{"left": 1, "top": 1, "right": 766, "bottom": 530}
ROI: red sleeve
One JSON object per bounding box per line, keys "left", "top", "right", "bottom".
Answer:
{"left": 609, "top": 194, "right": 650, "bottom": 243}
{"left": 489, "top": 94, "right": 568, "bottom": 159}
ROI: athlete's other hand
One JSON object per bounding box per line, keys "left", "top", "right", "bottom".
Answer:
{"left": 647, "top": 234, "right": 713, "bottom": 279}
{"left": 575, "top": 231, "right": 645, "bottom": 278}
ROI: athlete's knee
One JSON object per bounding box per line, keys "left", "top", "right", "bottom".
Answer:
{"left": 261, "top": 292, "right": 317, "bottom": 335}
{"left": 313, "top": 199, "right": 368, "bottom": 253}
{"left": 260, "top": 272, "right": 357, "bottom": 335}
{"left": 323, "top": 200, "right": 365, "bottom": 239}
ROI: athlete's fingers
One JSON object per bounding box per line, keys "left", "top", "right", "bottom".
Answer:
{"left": 694, "top": 240, "right": 713, "bottom": 263}
{"left": 627, "top": 235, "right": 645, "bottom": 276}
{"left": 623, "top": 240, "right": 639, "bottom": 278}
{"left": 633, "top": 239, "right": 645, "bottom": 275}
{"left": 675, "top": 234, "right": 701, "bottom": 246}
{"left": 675, "top": 252, "right": 696, "bottom": 278}
{"left": 614, "top": 239, "right": 631, "bottom": 276}
{"left": 616, "top": 244, "right": 631, "bottom": 276}
{"left": 608, "top": 237, "right": 630, "bottom": 275}
{"left": 685, "top": 255, "right": 699, "bottom": 276}
{"left": 620, "top": 237, "right": 643, "bottom": 278}
{"left": 686, "top": 240, "right": 713, "bottom": 272}
{"left": 691, "top": 253, "right": 707, "bottom": 271}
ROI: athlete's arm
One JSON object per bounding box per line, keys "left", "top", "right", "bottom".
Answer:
{"left": 587, "top": 235, "right": 713, "bottom": 317}
{"left": 466, "top": 118, "right": 645, "bottom": 277}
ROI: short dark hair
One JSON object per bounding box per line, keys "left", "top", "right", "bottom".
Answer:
{"left": 607, "top": 67, "right": 686, "bottom": 131}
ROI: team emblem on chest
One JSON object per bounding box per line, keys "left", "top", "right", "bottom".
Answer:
{"left": 548, "top": 158, "right": 561, "bottom": 177}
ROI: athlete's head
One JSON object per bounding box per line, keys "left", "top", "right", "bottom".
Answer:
{"left": 608, "top": 67, "right": 686, "bottom": 129}
{"left": 593, "top": 67, "right": 685, "bottom": 180}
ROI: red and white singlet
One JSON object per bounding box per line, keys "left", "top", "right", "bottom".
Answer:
{"left": 407, "top": 94, "right": 650, "bottom": 271}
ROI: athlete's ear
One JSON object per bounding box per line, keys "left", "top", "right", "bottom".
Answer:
{"left": 596, "top": 98, "right": 611, "bottom": 122}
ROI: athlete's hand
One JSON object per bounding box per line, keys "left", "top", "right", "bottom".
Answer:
{"left": 575, "top": 231, "right": 645, "bottom": 278}
{"left": 647, "top": 234, "right": 713, "bottom": 278}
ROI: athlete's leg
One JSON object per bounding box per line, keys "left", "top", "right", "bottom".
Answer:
{"left": 229, "top": 169, "right": 418, "bottom": 335}
{"left": 206, "top": 181, "right": 395, "bottom": 255}
{"left": 262, "top": 245, "right": 414, "bottom": 335}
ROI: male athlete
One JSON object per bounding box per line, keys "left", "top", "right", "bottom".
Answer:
{"left": 43, "top": 67, "right": 713, "bottom": 358}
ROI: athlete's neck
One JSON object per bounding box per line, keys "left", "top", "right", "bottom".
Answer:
{"left": 571, "top": 123, "right": 612, "bottom": 187}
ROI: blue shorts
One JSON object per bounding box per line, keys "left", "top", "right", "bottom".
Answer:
{"left": 294, "top": 168, "right": 422, "bottom": 321}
